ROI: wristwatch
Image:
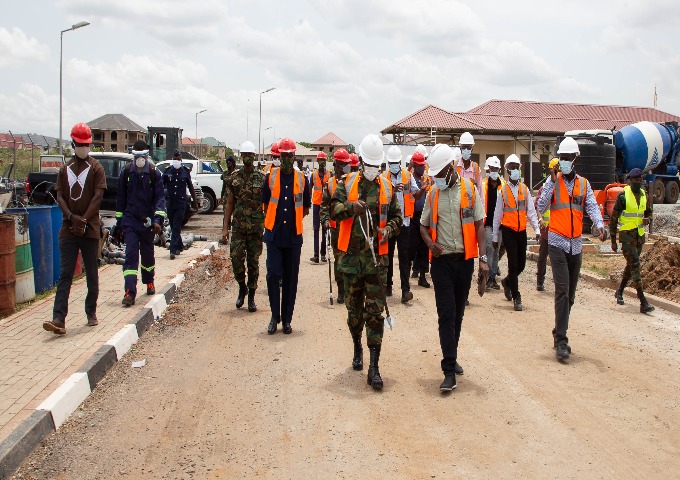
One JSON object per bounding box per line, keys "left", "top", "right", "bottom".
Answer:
{"left": 479, "top": 255, "right": 488, "bottom": 263}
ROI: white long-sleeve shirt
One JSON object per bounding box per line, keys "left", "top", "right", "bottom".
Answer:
{"left": 492, "top": 180, "right": 540, "bottom": 242}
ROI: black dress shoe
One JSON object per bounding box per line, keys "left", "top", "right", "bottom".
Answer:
{"left": 337, "top": 292, "right": 345, "bottom": 304}
{"left": 513, "top": 295, "right": 523, "bottom": 311}
{"left": 385, "top": 286, "right": 393, "bottom": 297}
{"left": 501, "top": 278, "right": 512, "bottom": 301}
{"left": 267, "top": 316, "right": 280, "bottom": 334}
{"left": 440, "top": 375, "right": 456, "bottom": 391}
{"left": 282, "top": 322, "right": 292, "bottom": 334}
{"left": 401, "top": 291, "right": 413, "bottom": 303}
{"left": 418, "top": 275, "right": 430, "bottom": 288}
{"left": 411, "top": 271, "right": 419, "bottom": 279}
{"left": 556, "top": 343, "right": 571, "bottom": 360}
{"left": 454, "top": 362, "right": 464, "bottom": 375}
{"left": 310, "top": 256, "right": 319, "bottom": 264}
{"left": 320, "top": 256, "right": 327, "bottom": 262}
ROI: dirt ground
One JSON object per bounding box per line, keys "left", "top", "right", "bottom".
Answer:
{"left": 11, "top": 213, "right": 680, "bottom": 479}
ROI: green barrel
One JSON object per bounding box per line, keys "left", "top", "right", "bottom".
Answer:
{"left": 10, "top": 212, "right": 35, "bottom": 303}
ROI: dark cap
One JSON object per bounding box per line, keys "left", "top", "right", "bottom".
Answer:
{"left": 627, "top": 168, "right": 644, "bottom": 179}
{"left": 132, "top": 140, "right": 148, "bottom": 151}
{"left": 226, "top": 155, "right": 235, "bottom": 163}
{"left": 173, "top": 149, "right": 181, "bottom": 157}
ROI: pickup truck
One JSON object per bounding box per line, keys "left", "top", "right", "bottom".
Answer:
{"left": 156, "top": 159, "right": 223, "bottom": 213}
{"left": 26, "top": 152, "right": 203, "bottom": 225}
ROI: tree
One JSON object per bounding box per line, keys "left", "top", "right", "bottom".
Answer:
{"left": 207, "top": 148, "right": 219, "bottom": 159}
{"left": 299, "top": 141, "right": 312, "bottom": 149}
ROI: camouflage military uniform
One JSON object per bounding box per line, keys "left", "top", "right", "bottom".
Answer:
{"left": 330, "top": 176, "right": 402, "bottom": 346}
{"left": 320, "top": 175, "right": 346, "bottom": 297}
{"left": 225, "top": 168, "right": 265, "bottom": 289}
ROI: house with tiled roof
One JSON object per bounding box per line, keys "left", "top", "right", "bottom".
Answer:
{"left": 311, "top": 132, "right": 349, "bottom": 155}
{"left": 182, "top": 137, "right": 210, "bottom": 159}
{"left": 87, "top": 114, "right": 147, "bottom": 153}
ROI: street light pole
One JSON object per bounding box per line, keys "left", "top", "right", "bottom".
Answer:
{"left": 258, "top": 87, "right": 275, "bottom": 162}
{"left": 59, "top": 20, "right": 90, "bottom": 156}
{"left": 195, "top": 109, "right": 207, "bottom": 140}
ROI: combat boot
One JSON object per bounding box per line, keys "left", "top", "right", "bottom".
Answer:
{"left": 615, "top": 279, "right": 627, "bottom": 305}
{"left": 235, "top": 282, "right": 247, "bottom": 309}
{"left": 247, "top": 288, "right": 257, "bottom": 312}
{"left": 336, "top": 286, "right": 345, "bottom": 305}
{"left": 637, "top": 288, "right": 655, "bottom": 314}
{"left": 418, "top": 272, "right": 430, "bottom": 288}
{"left": 367, "top": 345, "right": 383, "bottom": 389}
{"left": 352, "top": 335, "right": 363, "bottom": 370}
{"left": 536, "top": 276, "right": 545, "bottom": 291}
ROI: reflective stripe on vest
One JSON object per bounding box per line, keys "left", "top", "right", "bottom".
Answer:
{"left": 500, "top": 182, "right": 528, "bottom": 232}
{"left": 312, "top": 169, "right": 329, "bottom": 205}
{"left": 619, "top": 185, "right": 646, "bottom": 236}
{"left": 338, "top": 172, "right": 392, "bottom": 255}
{"left": 427, "top": 178, "right": 479, "bottom": 262}
{"left": 549, "top": 173, "right": 586, "bottom": 239}
{"left": 264, "top": 168, "right": 305, "bottom": 235}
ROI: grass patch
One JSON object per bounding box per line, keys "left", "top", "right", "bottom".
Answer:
{"left": 585, "top": 264, "right": 609, "bottom": 278}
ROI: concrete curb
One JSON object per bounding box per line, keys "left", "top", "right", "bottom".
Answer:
{"left": 526, "top": 250, "right": 680, "bottom": 316}
{"left": 0, "top": 242, "right": 217, "bottom": 478}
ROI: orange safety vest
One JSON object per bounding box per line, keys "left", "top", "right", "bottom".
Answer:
{"left": 427, "top": 178, "right": 479, "bottom": 261}
{"left": 383, "top": 168, "right": 414, "bottom": 218}
{"left": 500, "top": 182, "right": 529, "bottom": 232}
{"left": 264, "top": 168, "right": 305, "bottom": 235}
{"left": 456, "top": 161, "right": 480, "bottom": 181}
{"left": 312, "top": 169, "right": 329, "bottom": 205}
{"left": 482, "top": 177, "right": 504, "bottom": 216}
{"left": 327, "top": 176, "right": 340, "bottom": 228}
{"left": 549, "top": 173, "right": 587, "bottom": 239}
{"left": 338, "top": 171, "right": 392, "bottom": 256}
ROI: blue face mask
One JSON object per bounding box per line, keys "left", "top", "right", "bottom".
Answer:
{"left": 509, "top": 169, "right": 521, "bottom": 181}
{"left": 389, "top": 163, "right": 401, "bottom": 174}
{"left": 461, "top": 148, "right": 472, "bottom": 160}
{"left": 559, "top": 160, "right": 573, "bottom": 175}
{"left": 435, "top": 177, "right": 449, "bottom": 190}
{"left": 488, "top": 171, "right": 499, "bottom": 181}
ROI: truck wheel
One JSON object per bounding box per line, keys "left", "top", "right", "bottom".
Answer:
{"left": 199, "top": 196, "right": 212, "bottom": 214}
{"left": 664, "top": 180, "right": 679, "bottom": 204}
{"left": 203, "top": 192, "right": 216, "bottom": 213}
{"left": 653, "top": 179, "right": 665, "bottom": 204}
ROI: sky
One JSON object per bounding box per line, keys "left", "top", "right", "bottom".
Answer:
{"left": 1, "top": 0, "right": 679, "bottom": 149}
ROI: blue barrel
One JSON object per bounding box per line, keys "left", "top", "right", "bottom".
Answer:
{"left": 51, "top": 205, "right": 62, "bottom": 285}
{"left": 7, "top": 206, "right": 54, "bottom": 293}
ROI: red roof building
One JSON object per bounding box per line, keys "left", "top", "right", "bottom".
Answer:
{"left": 311, "top": 132, "right": 349, "bottom": 154}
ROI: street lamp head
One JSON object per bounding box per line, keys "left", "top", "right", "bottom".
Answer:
{"left": 261, "top": 87, "right": 276, "bottom": 94}
{"left": 72, "top": 21, "right": 90, "bottom": 29}
{"left": 197, "top": 109, "right": 207, "bottom": 114}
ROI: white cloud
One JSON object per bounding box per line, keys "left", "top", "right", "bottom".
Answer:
{"left": 0, "top": 27, "right": 50, "bottom": 68}
{"left": 0, "top": 83, "right": 57, "bottom": 134}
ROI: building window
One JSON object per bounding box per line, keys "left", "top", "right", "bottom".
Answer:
{"left": 111, "top": 144, "right": 117, "bottom": 152}
{"left": 93, "top": 132, "right": 102, "bottom": 141}
{"left": 111, "top": 131, "right": 118, "bottom": 141}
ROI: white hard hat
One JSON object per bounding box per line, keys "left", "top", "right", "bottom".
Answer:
{"left": 460, "top": 132, "right": 475, "bottom": 145}
{"left": 505, "top": 154, "right": 521, "bottom": 166}
{"left": 484, "top": 164, "right": 489, "bottom": 171}
{"left": 240, "top": 140, "right": 256, "bottom": 154}
{"left": 557, "top": 137, "right": 580, "bottom": 155}
{"left": 485, "top": 156, "right": 501, "bottom": 169}
{"left": 415, "top": 144, "right": 428, "bottom": 158}
{"left": 426, "top": 144, "right": 453, "bottom": 176}
{"left": 406, "top": 154, "right": 412, "bottom": 163}
{"left": 386, "top": 145, "right": 402, "bottom": 163}
{"left": 450, "top": 146, "right": 462, "bottom": 162}
{"left": 358, "top": 134, "right": 385, "bottom": 166}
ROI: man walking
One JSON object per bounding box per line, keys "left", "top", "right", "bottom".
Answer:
{"left": 310, "top": 152, "right": 330, "bottom": 263}
{"left": 611, "top": 168, "right": 655, "bottom": 313}
{"left": 408, "top": 150, "right": 431, "bottom": 288}
{"left": 456, "top": 132, "right": 484, "bottom": 198}
{"left": 262, "top": 137, "right": 311, "bottom": 334}
{"left": 482, "top": 156, "right": 504, "bottom": 291}
{"left": 535, "top": 158, "right": 560, "bottom": 291}
{"left": 383, "top": 145, "right": 423, "bottom": 303}
{"left": 163, "top": 149, "right": 198, "bottom": 259}
{"left": 420, "top": 144, "right": 487, "bottom": 392}
{"left": 492, "top": 154, "right": 540, "bottom": 311}
{"left": 330, "top": 134, "right": 402, "bottom": 390}
{"left": 222, "top": 141, "right": 265, "bottom": 312}
{"left": 43, "top": 123, "right": 106, "bottom": 335}
{"left": 537, "top": 137, "right": 606, "bottom": 361}
{"left": 116, "top": 140, "right": 166, "bottom": 306}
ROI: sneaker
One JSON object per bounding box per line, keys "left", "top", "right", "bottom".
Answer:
{"left": 501, "top": 278, "right": 512, "bottom": 301}
{"left": 489, "top": 279, "right": 500, "bottom": 290}
{"left": 310, "top": 256, "right": 319, "bottom": 264}
{"left": 401, "top": 291, "right": 413, "bottom": 303}
{"left": 147, "top": 283, "right": 155, "bottom": 295}
{"left": 513, "top": 295, "right": 523, "bottom": 311}
{"left": 122, "top": 290, "right": 135, "bottom": 307}
{"left": 86, "top": 314, "right": 98, "bottom": 326}
{"left": 43, "top": 319, "right": 66, "bottom": 335}
{"left": 439, "top": 375, "right": 457, "bottom": 391}
{"left": 320, "top": 256, "right": 327, "bottom": 263}
{"left": 556, "top": 343, "right": 571, "bottom": 360}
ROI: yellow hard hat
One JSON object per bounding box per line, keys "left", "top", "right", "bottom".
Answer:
{"left": 549, "top": 158, "right": 560, "bottom": 169}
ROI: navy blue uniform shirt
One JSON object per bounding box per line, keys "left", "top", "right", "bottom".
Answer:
{"left": 261, "top": 170, "right": 311, "bottom": 247}
{"left": 163, "top": 166, "right": 192, "bottom": 208}
{"left": 116, "top": 161, "right": 166, "bottom": 226}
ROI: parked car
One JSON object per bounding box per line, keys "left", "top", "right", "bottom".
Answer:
{"left": 156, "top": 159, "right": 223, "bottom": 213}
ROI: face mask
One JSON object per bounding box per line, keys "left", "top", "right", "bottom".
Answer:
{"left": 461, "top": 149, "right": 472, "bottom": 161}
{"left": 435, "top": 177, "right": 449, "bottom": 190}
{"left": 630, "top": 183, "right": 642, "bottom": 193}
{"left": 172, "top": 159, "right": 181, "bottom": 169}
{"left": 281, "top": 156, "right": 294, "bottom": 173}
{"left": 74, "top": 146, "right": 89, "bottom": 160}
{"left": 341, "top": 163, "right": 351, "bottom": 174}
{"left": 363, "top": 166, "right": 380, "bottom": 181}
{"left": 414, "top": 166, "right": 425, "bottom": 176}
{"left": 318, "top": 162, "right": 326, "bottom": 170}
{"left": 389, "top": 164, "right": 401, "bottom": 174}
{"left": 488, "top": 171, "right": 499, "bottom": 180}
{"left": 242, "top": 155, "right": 254, "bottom": 166}
{"left": 509, "top": 169, "right": 521, "bottom": 181}
{"left": 135, "top": 157, "right": 146, "bottom": 168}
{"left": 559, "top": 160, "right": 573, "bottom": 175}
{"left": 273, "top": 158, "right": 281, "bottom": 167}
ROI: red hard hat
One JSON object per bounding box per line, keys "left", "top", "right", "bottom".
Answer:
{"left": 270, "top": 142, "right": 280, "bottom": 158}
{"left": 317, "top": 152, "right": 327, "bottom": 160}
{"left": 278, "top": 137, "right": 296, "bottom": 153}
{"left": 70, "top": 122, "right": 92, "bottom": 144}
{"left": 411, "top": 151, "right": 426, "bottom": 165}
{"left": 349, "top": 153, "right": 359, "bottom": 167}
{"left": 333, "top": 148, "right": 350, "bottom": 162}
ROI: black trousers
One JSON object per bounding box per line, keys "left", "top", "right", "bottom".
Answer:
{"left": 501, "top": 226, "right": 527, "bottom": 299}
{"left": 387, "top": 225, "right": 411, "bottom": 293}
{"left": 409, "top": 210, "right": 429, "bottom": 274}
{"left": 430, "top": 254, "right": 474, "bottom": 376}
{"left": 312, "top": 204, "right": 327, "bottom": 258}
{"left": 266, "top": 243, "right": 302, "bottom": 323}
{"left": 549, "top": 246, "right": 582, "bottom": 346}
{"left": 536, "top": 236, "right": 549, "bottom": 282}
{"left": 53, "top": 237, "right": 100, "bottom": 323}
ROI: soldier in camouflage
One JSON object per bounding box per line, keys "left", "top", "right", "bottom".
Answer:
{"left": 320, "top": 148, "right": 352, "bottom": 304}
{"left": 610, "top": 168, "right": 654, "bottom": 313}
{"left": 222, "top": 141, "right": 265, "bottom": 312}
{"left": 330, "top": 134, "right": 402, "bottom": 390}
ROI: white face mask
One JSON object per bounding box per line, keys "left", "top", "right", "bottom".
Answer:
{"left": 363, "top": 166, "right": 380, "bottom": 181}
{"left": 172, "top": 159, "right": 181, "bottom": 169}
{"left": 341, "top": 163, "right": 351, "bottom": 174}
{"left": 74, "top": 146, "right": 90, "bottom": 159}
{"left": 488, "top": 171, "right": 499, "bottom": 180}
{"left": 461, "top": 148, "right": 472, "bottom": 161}
{"left": 559, "top": 160, "right": 573, "bottom": 175}
{"left": 273, "top": 158, "right": 281, "bottom": 167}
{"left": 389, "top": 163, "right": 401, "bottom": 174}
{"left": 434, "top": 177, "right": 449, "bottom": 190}
{"left": 135, "top": 157, "right": 146, "bottom": 168}
{"left": 509, "top": 169, "right": 521, "bottom": 181}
